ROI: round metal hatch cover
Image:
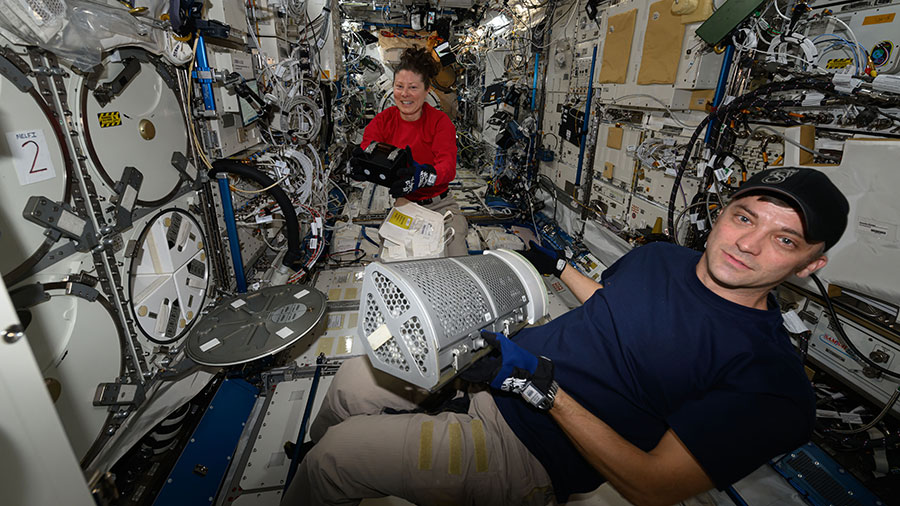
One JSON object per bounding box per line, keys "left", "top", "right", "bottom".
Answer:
{"left": 186, "top": 285, "right": 326, "bottom": 366}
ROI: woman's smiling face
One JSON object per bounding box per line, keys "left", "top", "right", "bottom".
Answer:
{"left": 393, "top": 69, "right": 428, "bottom": 121}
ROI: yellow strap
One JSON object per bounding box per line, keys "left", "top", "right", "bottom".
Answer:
{"left": 418, "top": 421, "right": 434, "bottom": 470}
{"left": 471, "top": 420, "right": 488, "bottom": 473}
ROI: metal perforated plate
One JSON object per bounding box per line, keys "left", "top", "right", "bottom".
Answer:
{"left": 399, "top": 316, "right": 430, "bottom": 375}
{"left": 363, "top": 292, "right": 411, "bottom": 372}
{"left": 392, "top": 259, "right": 493, "bottom": 338}
{"left": 454, "top": 254, "right": 528, "bottom": 317}
{"left": 358, "top": 252, "right": 542, "bottom": 391}
{"left": 363, "top": 292, "right": 386, "bottom": 336}
{"left": 372, "top": 271, "right": 410, "bottom": 317}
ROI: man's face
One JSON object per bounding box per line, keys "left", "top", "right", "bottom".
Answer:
{"left": 697, "top": 196, "right": 827, "bottom": 304}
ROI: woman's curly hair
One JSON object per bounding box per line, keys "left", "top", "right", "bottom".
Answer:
{"left": 395, "top": 47, "right": 439, "bottom": 89}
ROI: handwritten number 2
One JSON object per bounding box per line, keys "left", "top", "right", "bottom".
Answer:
{"left": 21, "top": 140, "right": 47, "bottom": 174}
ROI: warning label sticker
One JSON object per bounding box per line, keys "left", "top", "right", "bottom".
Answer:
{"left": 388, "top": 209, "right": 413, "bottom": 229}
{"left": 862, "top": 13, "right": 895, "bottom": 25}
{"left": 826, "top": 58, "right": 853, "bottom": 69}
{"left": 98, "top": 111, "right": 122, "bottom": 128}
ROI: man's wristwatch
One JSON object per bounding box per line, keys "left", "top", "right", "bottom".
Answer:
{"left": 555, "top": 258, "right": 567, "bottom": 276}
{"left": 521, "top": 379, "right": 559, "bottom": 411}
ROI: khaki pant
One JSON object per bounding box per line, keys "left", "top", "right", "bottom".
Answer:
{"left": 422, "top": 195, "right": 469, "bottom": 257}
{"left": 281, "top": 356, "right": 555, "bottom": 506}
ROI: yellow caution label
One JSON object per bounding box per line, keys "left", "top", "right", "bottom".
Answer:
{"left": 97, "top": 111, "right": 122, "bottom": 128}
{"left": 388, "top": 209, "right": 413, "bottom": 229}
{"left": 826, "top": 58, "right": 853, "bottom": 69}
{"left": 863, "top": 13, "right": 895, "bottom": 25}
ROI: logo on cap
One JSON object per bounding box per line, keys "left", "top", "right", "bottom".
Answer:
{"left": 762, "top": 168, "right": 799, "bottom": 184}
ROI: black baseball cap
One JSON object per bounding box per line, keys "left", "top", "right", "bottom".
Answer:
{"left": 730, "top": 168, "right": 849, "bottom": 251}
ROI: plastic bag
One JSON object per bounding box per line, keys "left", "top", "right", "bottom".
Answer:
{"left": 0, "top": 0, "right": 166, "bottom": 71}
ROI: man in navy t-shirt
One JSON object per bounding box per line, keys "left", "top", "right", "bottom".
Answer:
{"left": 494, "top": 167, "right": 850, "bottom": 503}
{"left": 284, "top": 168, "right": 850, "bottom": 506}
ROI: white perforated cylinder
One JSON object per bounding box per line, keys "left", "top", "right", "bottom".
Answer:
{"left": 358, "top": 250, "right": 548, "bottom": 390}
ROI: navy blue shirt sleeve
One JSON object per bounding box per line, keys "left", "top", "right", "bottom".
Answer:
{"left": 666, "top": 357, "right": 815, "bottom": 487}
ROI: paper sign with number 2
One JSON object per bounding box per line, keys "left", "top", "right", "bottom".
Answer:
{"left": 6, "top": 129, "right": 57, "bottom": 186}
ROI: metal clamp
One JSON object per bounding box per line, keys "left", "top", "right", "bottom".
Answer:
{"left": 110, "top": 166, "right": 144, "bottom": 231}
{"left": 92, "top": 57, "right": 141, "bottom": 107}
{"left": 23, "top": 196, "right": 98, "bottom": 250}
{"left": 93, "top": 382, "right": 145, "bottom": 407}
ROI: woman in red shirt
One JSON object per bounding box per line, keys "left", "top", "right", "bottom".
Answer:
{"left": 360, "top": 47, "right": 468, "bottom": 256}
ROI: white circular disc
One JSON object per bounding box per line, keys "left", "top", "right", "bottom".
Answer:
{"left": 128, "top": 208, "right": 209, "bottom": 343}
{"left": 80, "top": 52, "right": 191, "bottom": 204}
{"left": 24, "top": 290, "right": 122, "bottom": 461}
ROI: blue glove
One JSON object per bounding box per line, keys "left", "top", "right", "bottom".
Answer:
{"left": 390, "top": 148, "right": 438, "bottom": 198}
{"left": 521, "top": 240, "right": 566, "bottom": 276}
{"left": 464, "top": 330, "right": 558, "bottom": 410}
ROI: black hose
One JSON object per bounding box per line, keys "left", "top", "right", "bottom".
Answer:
{"left": 209, "top": 160, "right": 303, "bottom": 271}
{"left": 828, "top": 386, "right": 900, "bottom": 434}
{"left": 810, "top": 273, "right": 900, "bottom": 380}
{"left": 321, "top": 84, "right": 333, "bottom": 147}
{"left": 667, "top": 115, "right": 710, "bottom": 235}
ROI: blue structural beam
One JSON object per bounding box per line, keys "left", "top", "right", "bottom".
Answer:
{"left": 575, "top": 45, "right": 598, "bottom": 186}
{"left": 153, "top": 378, "right": 258, "bottom": 506}
{"left": 283, "top": 360, "right": 326, "bottom": 493}
{"left": 217, "top": 175, "right": 248, "bottom": 293}
{"left": 531, "top": 53, "right": 540, "bottom": 111}
{"left": 705, "top": 44, "right": 735, "bottom": 145}
{"left": 527, "top": 53, "right": 541, "bottom": 178}
{"left": 193, "top": 36, "right": 217, "bottom": 113}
